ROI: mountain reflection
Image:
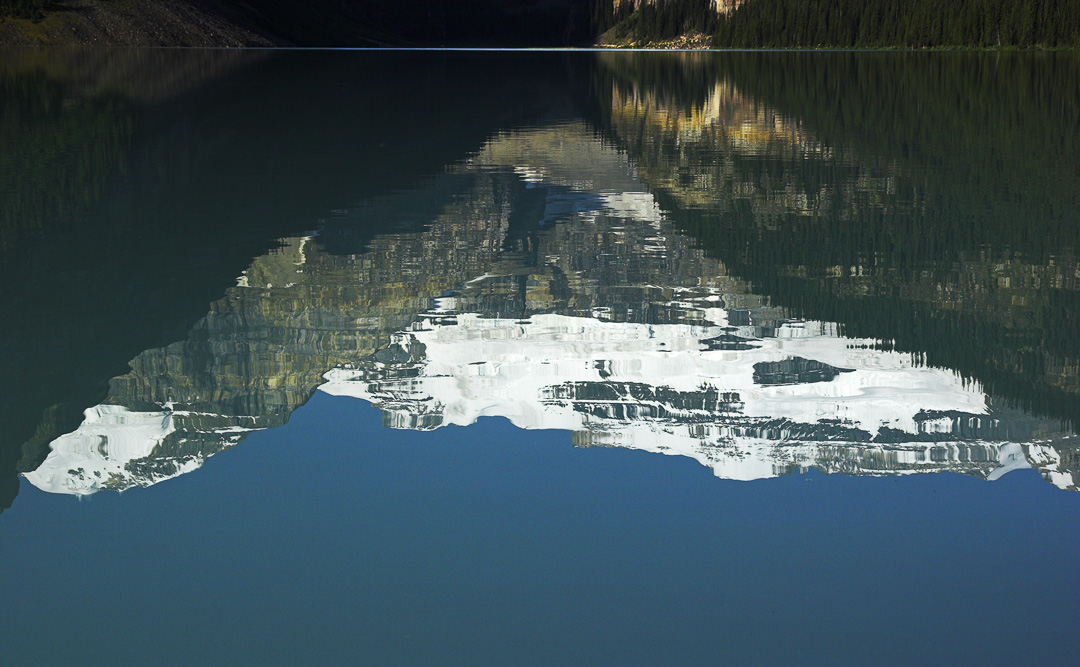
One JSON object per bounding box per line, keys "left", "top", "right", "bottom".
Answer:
{"left": 23, "top": 118, "right": 1078, "bottom": 496}
{"left": 589, "top": 52, "right": 1080, "bottom": 429}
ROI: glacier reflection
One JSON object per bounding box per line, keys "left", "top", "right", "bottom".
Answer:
{"left": 324, "top": 311, "right": 1066, "bottom": 487}
{"left": 24, "top": 121, "right": 1078, "bottom": 495}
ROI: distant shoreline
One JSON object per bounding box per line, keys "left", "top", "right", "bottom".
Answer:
{"left": 3, "top": 0, "right": 1077, "bottom": 49}
{"left": 2, "top": 44, "right": 1077, "bottom": 52}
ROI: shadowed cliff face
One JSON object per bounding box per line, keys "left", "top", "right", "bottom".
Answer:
{"left": 6, "top": 50, "right": 1080, "bottom": 510}
{"left": 22, "top": 123, "right": 1078, "bottom": 497}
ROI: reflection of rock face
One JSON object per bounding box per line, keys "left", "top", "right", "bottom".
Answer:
{"left": 24, "top": 122, "right": 1079, "bottom": 495}
{"left": 23, "top": 167, "right": 522, "bottom": 495}
{"left": 752, "top": 357, "right": 853, "bottom": 385}
{"left": 323, "top": 311, "right": 1075, "bottom": 489}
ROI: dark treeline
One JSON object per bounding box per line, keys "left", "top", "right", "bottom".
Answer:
{"left": 714, "top": 0, "right": 1080, "bottom": 48}
{"left": 598, "top": 0, "right": 1080, "bottom": 47}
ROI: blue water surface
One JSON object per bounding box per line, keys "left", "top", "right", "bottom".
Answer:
{"left": 2, "top": 392, "right": 1077, "bottom": 665}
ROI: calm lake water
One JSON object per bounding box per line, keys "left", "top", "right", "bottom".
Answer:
{"left": 1, "top": 49, "right": 1078, "bottom": 664}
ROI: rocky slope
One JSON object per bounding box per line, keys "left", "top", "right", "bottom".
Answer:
{"left": 0, "top": 0, "right": 595, "bottom": 46}
{"left": 0, "top": 0, "right": 277, "bottom": 46}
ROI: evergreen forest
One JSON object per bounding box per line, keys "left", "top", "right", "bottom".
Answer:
{"left": 716, "top": 0, "right": 1080, "bottom": 48}
{"left": 598, "top": 0, "right": 1080, "bottom": 47}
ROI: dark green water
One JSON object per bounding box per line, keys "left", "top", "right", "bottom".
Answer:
{"left": 0, "top": 49, "right": 1077, "bottom": 664}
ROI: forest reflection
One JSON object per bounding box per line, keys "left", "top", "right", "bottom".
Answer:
{"left": 589, "top": 51, "right": 1080, "bottom": 428}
